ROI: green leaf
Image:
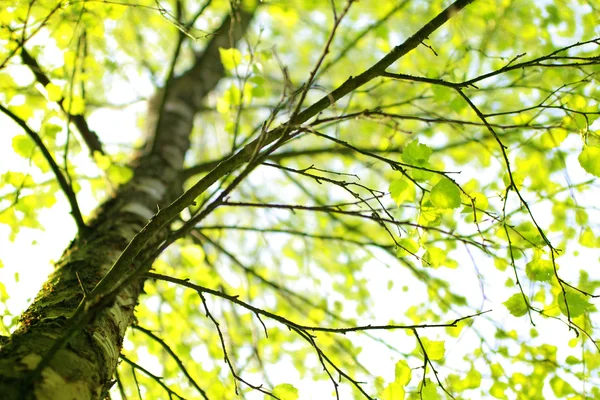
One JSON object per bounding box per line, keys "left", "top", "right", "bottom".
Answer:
{"left": 389, "top": 178, "right": 416, "bottom": 205}
{"left": 422, "top": 247, "right": 446, "bottom": 268}
{"left": 394, "top": 359, "right": 411, "bottom": 386}
{"left": 402, "top": 140, "right": 432, "bottom": 164}
{"left": 396, "top": 238, "right": 419, "bottom": 257}
{"left": 490, "top": 381, "right": 508, "bottom": 399}
{"left": 578, "top": 145, "right": 600, "bottom": 177}
{"left": 12, "top": 135, "right": 35, "bottom": 157}
{"left": 63, "top": 96, "right": 85, "bottom": 114}
{"left": 219, "top": 47, "right": 243, "bottom": 71}
{"left": 45, "top": 83, "right": 63, "bottom": 101}
{"left": 525, "top": 258, "right": 554, "bottom": 282}
{"left": 503, "top": 294, "right": 529, "bottom": 317}
{"left": 107, "top": 165, "right": 133, "bottom": 185}
{"left": 9, "top": 104, "right": 33, "bottom": 120}
{"left": 380, "top": 382, "right": 404, "bottom": 400}
{"left": 430, "top": 178, "right": 461, "bottom": 209}
{"left": 565, "top": 356, "right": 580, "bottom": 365}
{"left": 470, "top": 191, "right": 489, "bottom": 210}
{"left": 550, "top": 375, "right": 575, "bottom": 397}
{"left": 463, "top": 367, "right": 481, "bottom": 389}
{"left": 42, "top": 124, "right": 62, "bottom": 141}
{"left": 271, "top": 383, "right": 299, "bottom": 400}
{"left": 418, "top": 338, "right": 445, "bottom": 361}
{"left": 421, "top": 379, "right": 440, "bottom": 400}
{"left": 557, "top": 289, "right": 591, "bottom": 318}
{"left": 579, "top": 227, "right": 598, "bottom": 248}
{"left": 94, "top": 152, "right": 111, "bottom": 170}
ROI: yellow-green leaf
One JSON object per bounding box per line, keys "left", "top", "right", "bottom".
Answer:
{"left": 421, "top": 379, "right": 440, "bottom": 400}
{"left": 12, "top": 135, "right": 35, "bottom": 157}
{"left": 219, "top": 47, "right": 243, "bottom": 71}
{"left": 271, "top": 383, "right": 299, "bottom": 400}
{"left": 422, "top": 247, "right": 446, "bottom": 268}
{"left": 503, "top": 294, "right": 529, "bottom": 317}
{"left": 525, "top": 258, "right": 554, "bottom": 282}
{"left": 557, "top": 289, "right": 591, "bottom": 318}
{"left": 419, "top": 338, "right": 445, "bottom": 361}
{"left": 402, "top": 140, "right": 432, "bottom": 164}
{"left": 578, "top": 145, "right": 600, "bottom": 177}
{"left": 394, "top": 359, "right": 411, "bottom": 386}
{"left": 430, "top": 178, "right": 461, "bottom": 209}
{"left": 380, "top": 382, "right": 404, "bottom": 400}
{"left": 490, "top": 381, "right": 508, "bottom": 399}
{"left": 396, "top": 238, "right": 419, "bottom": 257}
{"left": 549, "top": 375, "right": 575, "bottom": 397}
{"left": 45, "top": 83, "right": 63, "bottom": 101}
{"left": 389, "top": 178, "right": 416, "bottom": 205}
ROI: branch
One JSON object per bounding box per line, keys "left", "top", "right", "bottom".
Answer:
{"left": 0, "top": 103, "right": 88, "bottom": 234}
{"left": 220, "top": 200, "right": 487, "bottom": 250}
{"left": 131, "top": 325, "right": 209, "bottom": 400}
{"left": 119, "top": 354, "right": 185, "bottom": 399}
{"left": 31, "top": 0, "right": 474, "bottom": 378}
{"left": 146, "top": 272, "right": 490, "bottom": 334}
{"left": 382, "top": 37, "right": 600, "bottom": 89}
{"left": 183, "top": 145, "right": 404, "bottom": 178}
{"left": 20, "top": 47, "right": 104, "bottom": 155}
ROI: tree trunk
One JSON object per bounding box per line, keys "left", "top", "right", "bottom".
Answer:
{"left": 0, "top": 9, "right": 254, "bottom": 400}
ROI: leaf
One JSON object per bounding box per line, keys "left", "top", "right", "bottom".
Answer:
{"left": 42, "top": 124, "right": 62, "bottom": 141}
{"left": 421, "top": 379, "right": 440, "bottom": 400}
{"left": 271, "top": 383, "right": 299, "bottom": 400}
{"left": 525, "top": 258, "right": 554, "bottom": 282}
{"left": 418, "top": 338, "right": 445, "bottom": 361}
{"left": 490, "top": 381, "right": 508, "bottom": 399}
{"left": 549, "top": 375, "right": 575, "bottom": 397}
{"left": 578, "top": 145, "right": 600, "bottom": 177}
{"left": 557, "top": 289, "right": 591, "bottom": 318}
{"left": 579, "top": 227, "right": 598, "bottom": 248}
{"left": 107, "top": 165, "right": 133, "bottom": 185}
{"left": 430, "top": 178, "right": 461, "bottom": 209}
{"left": 63, "top": 96, "right": 85, "bottom": 115}
{"left": 470, "top": 191, "right": 489, "bottom": 210}
{"left": 219, "top": 47, "right": 243, "bottom": 70}
{"left": 380, "top": 382, "right": 404, "bottom": 400}
{"left": 45, "top": 83, "right": 63, "bottom": 101}
{"left": 12, "top": 135, "right": 35, "bottom": 157}
{"left": 503, "top": 294, "right": 529, "bottom": 317}
{"left": 389, "top": 178, "right": 416, "bottom": 205}
{"left": 540, "top": 128, "right": 568, "bottom": 148}
{"left": 394, "top": 359, "right": 411, "bottom": 386}
{"left": 9, "top": 104, "right": 33, "bottom": 120}
{"left": 402, "top": 139, "right": 432, "bottom": 164}
{"left": 93, "top": 152, "right": 111, "bottom": 170}
{"left": 463, "top": 367, "right": 481, "bottom": 389}
{"left": 396, "top": 238, "right": 419, "bottom": 257}
{"left": 422, "top": 247, "right": 446, "bottom": 268}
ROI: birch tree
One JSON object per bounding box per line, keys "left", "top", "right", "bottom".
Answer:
{"left": 0, "top": 0, "right": 599, "bottom": 399}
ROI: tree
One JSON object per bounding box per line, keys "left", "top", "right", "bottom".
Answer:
{"left": 0, "top": 0, "right": 599, "bottom": 398}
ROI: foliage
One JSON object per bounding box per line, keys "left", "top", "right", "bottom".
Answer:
{"left": 1, "top": 0, "right": 600, "bottom": 399}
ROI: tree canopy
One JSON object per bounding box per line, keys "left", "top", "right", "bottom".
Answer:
{"left": 1, "top": 0, "right": 600, "bottom": 399}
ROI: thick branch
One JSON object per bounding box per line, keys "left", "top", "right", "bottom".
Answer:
{"left": 20, "top": 47, "right": 104, "bottom": 155}
{"left": 0, "top": 103, "right": 87, "bottom": 234}
{"left": 183, "top": 146, "right": 404, "bottom": 178}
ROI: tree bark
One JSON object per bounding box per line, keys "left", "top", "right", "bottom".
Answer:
{"left": 0, "top": 9, "right": 254, "bottom": 400}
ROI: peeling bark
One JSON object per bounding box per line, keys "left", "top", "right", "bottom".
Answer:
{"left": 0, "top": 9, "right": 255, "bottom": 400}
